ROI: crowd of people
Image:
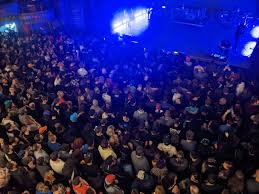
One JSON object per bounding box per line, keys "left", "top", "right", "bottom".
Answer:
{"left": 0, "top": 30, "right": 258, "bottom": 194}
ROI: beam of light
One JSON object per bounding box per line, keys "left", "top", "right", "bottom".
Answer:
{"left": 134, "top": 11, "right": 142, "bottom": 18}
{"left": 241, "top": 41, "right": 257, "bottom": 57}
{"left": 113, "top": 22, "right": 122, "bottom": 29}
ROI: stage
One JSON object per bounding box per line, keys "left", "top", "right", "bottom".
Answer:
{"left": 189, "top": 53, "right": 250, "bottom": 69}
{"left": 140, "top": 10, "right": 257, "bottom": 69}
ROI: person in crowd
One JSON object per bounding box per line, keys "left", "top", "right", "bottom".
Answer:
{"left": 48, "top": 132, "right": 61, "bottom": 152}
{"left": 162, "top": 173, "right": 180, "bottom": 194}
{"left": 153, "top": 185, "right": 166, "bottom": 194}
{"left": 189, "top": 184, "right": 200, "bottom": 194}
{"left": 158, "top": 135, "right": 178, "bottom": 158}
{"left": 228, "top": 170, "right": 245, "bottom": 194}
{"left": 104, "top": 174, "right": 124, "bottom": 194}
{"left": 201, "top": 173, "right": 223, "bottom": 194}
{"left": 169, "top": 151, "right": 188, "bottom": 174}
{"left": 98, "top": 139, "right": 117, "bottom": 161}
{"left": 49, "top": 152, "right": 65, "bottom": 175}
{"left": 133, "top": 106, "right": 148, "bottom": 125}
{"left": 180, "top": 130, "right": 197, "bottom": 152}
{"left": 151, "top": 159, "right": 168, "bottom": 182}
{"left": 131, "top": 146, "right": 150, "bottom": 173}
{"left": 72, "top": 176, "right": 96, "bottom": 194}
{"left": 131, "top": 170, "right": 155, "bottom": 193}
{"left": 33, "top": 143, "right": 50, "bottom": 162}
{"left": 35, "top": 182, "right": 52, "bottom": 194}
{"left": 246, "top": 169, "right": 259, "bottom": 194}
{"left": 0, "top": 161, "right": 10, "bottom": 190}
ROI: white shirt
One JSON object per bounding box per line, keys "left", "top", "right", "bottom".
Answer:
{"left": 50, "top": 159, "right": 65, "bottom": 174}
{"left": 34, "top": 150, "right": 49, "bottom": 162}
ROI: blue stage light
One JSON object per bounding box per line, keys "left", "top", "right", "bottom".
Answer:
{"left": 1, "top": 22, "right": 17, "bottom": 32}
{"left": 111, "top": 7, "right": 150, "bottom": 36}
{"left": 250, "top": 26, "right": 259, "bottom": 39}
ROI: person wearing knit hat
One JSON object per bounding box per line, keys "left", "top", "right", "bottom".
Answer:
{"left": 104, "top": 174, "right": 124, "bottom": 194}
{"left": 105, "top": 174, "right": 116, "bottom": 185}
{"left": 39, "top": 126, "right": 48, "bottom": 134}
{"left": 4, "top": 100, "right": 12, "bottom": 110}
{"left": 72, "top": 138, "right": 84, "bottom": 150}
{"left": 70, "top": 112, "right": 78, "bottom": 123}
{"left": 81, "top": 144, "right": 88, "bottom": 154}
{"left": 185, "top": 106, "right": 199, "bottom": 115}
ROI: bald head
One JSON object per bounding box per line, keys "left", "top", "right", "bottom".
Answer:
{"left": 190, "top": 185, "right": 199, "bottom": 194}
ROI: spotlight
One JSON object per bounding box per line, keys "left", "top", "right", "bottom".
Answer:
{"left": 242, "top": 41, "right": 257, "bottom": 57}
{"left": 251, "top": 26, "right": 259, "bottom": 39}
{"left": 162, "top": 6, "right": 166, "bottom": 9}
